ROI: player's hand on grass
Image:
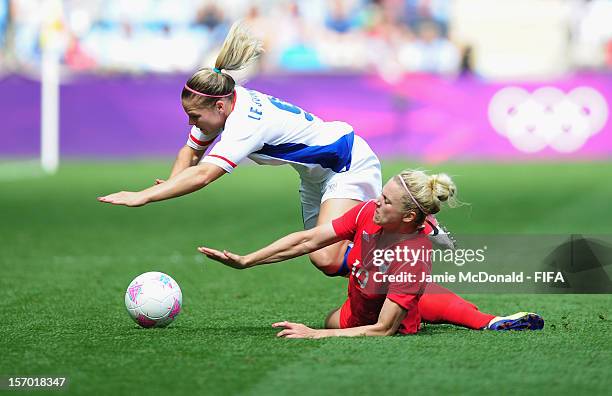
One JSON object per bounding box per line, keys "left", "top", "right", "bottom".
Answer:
{"left": 198, "top": 246, "right": 249, "bottom": 269}
{"left": 272, "top": 321, "right": 322, "bottom": 339}
{"left": 97, "top": 191, "right": 148, "bottom": 207}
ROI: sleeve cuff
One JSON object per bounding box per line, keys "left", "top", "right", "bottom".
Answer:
{"left": 187, "top": 134, "right": 216, "bottom": 151}
{"left": 186, "top": 139, "right": 205, "bottom": 151}
{"left": 202, "top": 155, "right": 237, "bottom": 174}
{"left": 386, "top": 294, "right": 417, "bottom": 311}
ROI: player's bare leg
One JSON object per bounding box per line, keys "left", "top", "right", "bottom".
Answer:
{"left": 308, "top": 198, "right": 362, "bottom": 276}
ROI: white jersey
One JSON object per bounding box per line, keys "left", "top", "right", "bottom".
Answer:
{"left": 186, "top": 86, "right": 357, "bottom": 181}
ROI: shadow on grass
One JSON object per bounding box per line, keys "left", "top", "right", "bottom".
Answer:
{"left": 417, "top": 324, "right": 477, "bottom": 336}
{"left": 125, "top": 323, "right": 481, "bottom": 339}
{"left": 127, "top": 324, "right": 276, "bottom": 337}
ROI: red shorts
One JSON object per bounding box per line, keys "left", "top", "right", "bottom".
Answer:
{"left": 339, "top": 295, "right": 421, "bottom": 335}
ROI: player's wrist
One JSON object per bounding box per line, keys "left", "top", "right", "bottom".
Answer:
{"left": 242, "top": 255, "right": 256, "bottom": 268}
{"left": 314, "top": 329, "right": 332, "bottom": 338}
{"left": 139, "top": 191, "right": 153, "bottom": 205}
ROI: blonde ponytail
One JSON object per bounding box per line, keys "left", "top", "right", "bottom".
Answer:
{"left": 182, "top": 21, "right": 264, "bottom": 107}
{"left": 215, "top": 21, "right": 264, "bottom": 72}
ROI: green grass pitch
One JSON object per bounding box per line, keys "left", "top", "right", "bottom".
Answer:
{"left": 1, "top": 160, "right": 611, "bottom": 395}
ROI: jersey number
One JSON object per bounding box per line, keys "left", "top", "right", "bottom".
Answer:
{"left": 268, "top": 96, "right": 314, "bottom": 121}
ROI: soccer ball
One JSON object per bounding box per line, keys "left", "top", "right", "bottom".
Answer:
{"left": 124, "top": 272, "right": 182, "bottom": 328}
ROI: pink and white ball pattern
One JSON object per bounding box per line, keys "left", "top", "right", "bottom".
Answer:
{"left": 124, "top": 272, "right": 182, "bottom": 328}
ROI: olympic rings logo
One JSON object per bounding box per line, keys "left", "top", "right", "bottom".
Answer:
{"left": 488, "top": 86, "right": 608, "bottom": 153}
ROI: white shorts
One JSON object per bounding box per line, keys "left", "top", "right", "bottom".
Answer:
{"left": 299, "top": 135, "right": 382, "bottom": 229}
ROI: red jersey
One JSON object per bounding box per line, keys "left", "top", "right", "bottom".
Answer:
{"left": 332, "top": 200, "right": 432, "bottom": 334}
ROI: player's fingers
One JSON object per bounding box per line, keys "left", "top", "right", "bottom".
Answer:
{"left": 197, "top": 248, "right": 212, "bottom": 257}
{"left": 223, "top": 251, "right": 242, "bottom": 262}
{"left": 98, "top": 192, "right": 124, "bottom": 203}
{"left": 284, "top": 334, "right": 304, "bottom": 339}
{"left": 105, "top": 195, "right": 124, "bottom": 204}
{"left": 223, "top": 251, "right": 246, "bottom": 266}
{"left": 276, "top": 329, "right": 295, "bottom": 337}
{"left": 199, "top": 247, "right": 222, "bottom": 256}
{"left": 272, "top": 321, "right": 288, "bottom": 328}
{"left": 202, "top": 253, "right": 225, "bottom": 263}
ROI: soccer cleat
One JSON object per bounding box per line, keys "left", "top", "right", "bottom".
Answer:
{"left": 486, "top": 312, "right": 544, "bottom": 331}
{"left": 423, "top": 215, "right": 456, "bottom": 250}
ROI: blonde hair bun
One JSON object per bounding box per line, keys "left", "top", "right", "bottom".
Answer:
{"left": 429, "top": 173, "right": 456, "bottom": 205}
{"left": 398, "top": 170, "right": 457, "bottom": 216}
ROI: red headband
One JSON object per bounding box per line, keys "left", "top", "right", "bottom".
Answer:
{"left": 396, "top": 175, "right": 428, "bottom": 214}
{"left": 184, "top": 84, "right": 235, "bottom": 98}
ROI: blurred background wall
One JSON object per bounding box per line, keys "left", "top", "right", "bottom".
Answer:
{"left": 0, "top": 0, "right": 611, "bottom": 161}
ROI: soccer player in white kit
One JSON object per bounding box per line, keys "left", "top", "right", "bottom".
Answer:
{"left": 98, "top": 21, "right": 382, "bottom": 276}
{"left": 98, "top": 21, "right": 540, "bottom": 330}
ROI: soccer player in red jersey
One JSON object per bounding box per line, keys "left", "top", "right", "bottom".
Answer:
{"left": 97, "top": 21, "right": 456, "bottom": 279}
{"left": 200, "top": 170, "right": 544, "bottom": 337}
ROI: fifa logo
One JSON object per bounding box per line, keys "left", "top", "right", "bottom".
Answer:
{"left": 488, "top": 87, "right": 608, "bottom": 153}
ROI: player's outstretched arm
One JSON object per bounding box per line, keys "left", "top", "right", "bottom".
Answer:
{"left": 155, "top": 145, "right": 205, "bottom": 185}
{"left": 198, "top": 223, "right": 342, "bottom": 269}
{"left": 272, "top": 298, "right": 407, "bottom": 338}
{"left": 97, "top": 162, "right": 225, "bottom": 207}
